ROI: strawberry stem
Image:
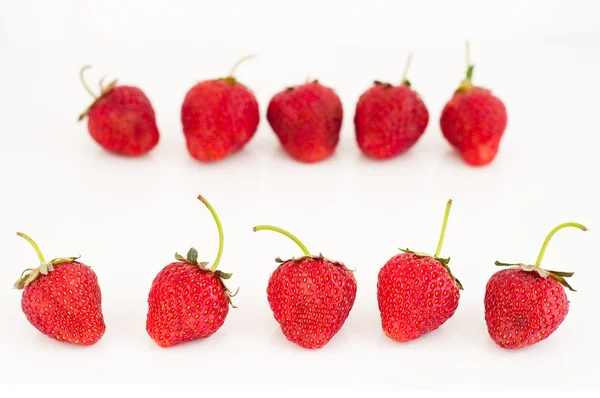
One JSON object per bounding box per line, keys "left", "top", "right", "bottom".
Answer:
{"left": 253, "top": 225, "right": 311, "bottom": 257}
{"left": 16, "top": 232, "right": 46, "bottom": 264}
{"left": 197, "top": 195, "right": 224, "bottom": 271}
{"left": 401, "top": 53, "right": 413, "bottom": 85}
{"left": 465, "top": 40, "right": 471, "bottom": 77}
{"left": 434, "top": 200, "right": 453, "bottom": 258}
{"left": 80, "top": 65, "right": 98, "bottom": 99}
{"left": 535, "top": 222, "right": 587, "bottom": 267}
{"left": 229, "top": 55, "right": 255, "bottom": 78}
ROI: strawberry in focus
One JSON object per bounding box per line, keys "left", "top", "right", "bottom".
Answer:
{"left": 78, "top": 66, "right": 160, "bottom": 156}
{"left": 440, "top": 43, "right": 507, "bottom": 166}
{"left": 267, "top": 80, "right": 343, "bottom": 163}
{"left": 253, "top": 225, "right": 357, "bottom": 348}
{"left": 354, "top": 55, "right": 429, "bottom": 159}
{"left": 14, "top": 233, "right": 105, "bottom": 346}
{"left": 146, "top": 195, "right": 237, "bottom": 348}
{"left": 485, "top": 222, "right": 587, "bottom": 349}
{"left": 377, "top": 200, "right": 462, "bottom": 342}
{"left": 181, "top": 56, "right": 260, "bottom": 162}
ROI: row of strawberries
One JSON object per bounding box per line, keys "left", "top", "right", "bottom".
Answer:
{"left": 79, "top": 47, "right": 507, "bottom": 166}
{"left": 14, "top": 196, "right": 585, "bottom": 350}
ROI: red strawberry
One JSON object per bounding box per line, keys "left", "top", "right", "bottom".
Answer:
{"left": 181, "top": 56, "right": 260, "bottom": 162}
{"left": 13, "top": 233, "right": 105, "bottom": 346}
{"left": 267, "top": 80, "right": 343, "bottom": 163}
{"left": 485, "top": 222, "right": 587, "bottom": 349}
{"left": 377, "top": 200, "right": 462, "bottom": 342}
{"left": 253, "top": 225, "right": 357, "bottom": 348}
{"left": 78, "top": 66, "right": 160, "bottom": 156}
{"left": 354, "top": 55, "right": 429, "bottom": 159}
{"left": 440, "top": 43, "right": 507, "bottom": 166}
{"left": 146, "top": 195, "right": 236, "bottom": 348}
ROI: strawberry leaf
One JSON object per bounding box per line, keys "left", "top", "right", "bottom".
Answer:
{"left": 214, "top": 270, "right": 233, "bottom": 280}
{"left": 548, "top": 273, "right": 576, "bottom": 292}
{"left": 50, "top": 256, "right": 80, "bottom": 265}
{"left": 187, "top": 248, "right": 199, "bottom": 264}
{"left": 547, "top": 270, "right": 575, "bottom": 277}
{"left": 494, "top": 261, "right": 521, "bottom": 267}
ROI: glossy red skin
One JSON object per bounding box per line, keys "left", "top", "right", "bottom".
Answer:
{"left": 440, "top": 87, "right": 507, "bottom": 166}
{"left": 267, "top": 82, "right": 343, "bottom": 163}
{"left": 146, "top": 262, "right": 230, "bottom": 348}
{"left": 484, "top": 268, "right": 569, "bottom": 349}
{"left": 377, "top": 253, "right": 460, "bottom": 342}
{"left": 267, "top": 257, "right": 357, "bottom": 349}
{"left": 87, "top": 86, "right": 160, "bottom": 156}
{"left": 181, "top": 79, "right": 259, "bottom": 162}
{"left": 354, "top": 83, "right": 429, "bottom": 159}
{"left": 21, "top": 262, "right": 105, "bottom": 346}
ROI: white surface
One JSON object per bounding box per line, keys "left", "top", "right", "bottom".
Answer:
{"left": 1, "top": 0, "right": 599, "bottom": 392}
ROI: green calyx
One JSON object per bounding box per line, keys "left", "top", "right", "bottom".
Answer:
{"left": 494, "top": 222, "right": 587, "bottom": 292}
{"left": 78, "top": 65, "right": 118, "bottom": 121}
{"left": 398, "top": 200, "right": 463, "bottom": 290}
{"left": 13, "top": 232, "right": 80, "bottom": 290}
{"left": 174, "top": 195, "right": 237, "bottom": 306}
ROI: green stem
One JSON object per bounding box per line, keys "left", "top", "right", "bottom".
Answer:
{"left": 197, "top": 195, "right": 224, "bottom": 271}
{"left": 253, "top": 225, "right": 311, "bottom": 257}
{"left": 465, "top": 40, "right": 471, "bottom": 72}
{"left": 535, "top": 222, "right": 587, "bottom": 266}
{"left": 401, "top": 53, "right": 413, "bottom": 85}
{"left": 229, "top": 55, "right": 255, "bottom": 78}
{"left": 80, "top": 65, "right": 97, "bottom": 99}
{"left": 17, "top": 232, "right": 46, "bottom": 264}
{"left": 434, "top": 200, "right": 453, "bottom": 258}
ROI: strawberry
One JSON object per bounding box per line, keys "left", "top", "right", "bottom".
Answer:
{"left": 146, "top": 195, "right": 237, "bottom": 347}
{"left": 78, "top": 66, "right": 160, "bottom": 156}
{"left": 354, "top": 55, "right": 429, "bottom": 159}
{"left": 181, "top": 56, "right": 260, "bottom": 162}
{"left": 440, "top": 43, "right": 507, "bottom": 166}
{"left": 267, "top": 80, "right": 343, "bottom": 163}
{"left": 13, "top": 233, "right": 105, "bottom": 346}
{"left": 377, "top": 200, "right": 462, "bottom": 342}
{"left": 485, "top": 222, "right": 587, "bottom": 349}
{"left": 253, "top": 225, "right": 357, "bottom": 348}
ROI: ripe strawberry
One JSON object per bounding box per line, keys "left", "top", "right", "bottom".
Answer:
{"left": 253, "top": 225, "right": 357, "bottom": 348}
{"left": 485, "top": 222, "right": 587, "bottom": 349}
{"left": 13, "top": 233, "right": 105, "bottom": 346}
{"left": 78, "top": 66, "right": 160, "bottom": 156}
{"left": 354, "top": 55, "right": 429, "bottom": 159}
{"left": 377, "top": 200, "right": 462, "bottom": 342}
{"left": 267, "top": 80, "right": 343, "bottom": 163}
{"left": 146, "top": 195, "right": 237, "bottom": 348}
{"left": 440, "top": 43, "right": 507, "bottom": 166}
{"left": 181, "top": 56, "right": 260, "bottom": 162}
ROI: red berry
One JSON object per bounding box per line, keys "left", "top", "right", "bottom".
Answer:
{"left": 355, "top": 56, "right": 429, "bottom": 159}
{"left": 181, "top": 57, "right": 259, "bottom": 162}
{"left": 78, "top": 66, "right": 159, "bottom": 156}
{"left": 254, "top": 225, "right": 357, "bottom": 348}
{"left": 14, "top": 233, "right": 105, "bottom": 346}
{"left": 485, "top": 222, "right": 587, "bottom": 349}
{"left": 146, "top": 196, "right": 236, "bottom": 348}
{"left": 267, "top": 81, "right": 343, "bottom": 163}
{"left": 440, "top": 45, "right": 507, "bottom": 166}
{"left": 377, "top": 200, "right": 462, "bottom": 342}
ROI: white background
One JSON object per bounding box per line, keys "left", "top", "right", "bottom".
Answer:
{"left": 1, "top": 0, "right": 599, "bottom": 393}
